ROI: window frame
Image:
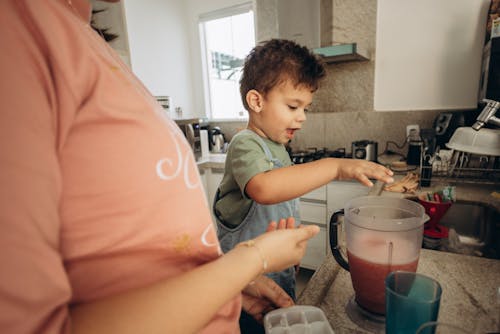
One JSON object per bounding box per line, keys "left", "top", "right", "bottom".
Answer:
{"left": 198, "top": 2, "right": 255, "bottom": 121}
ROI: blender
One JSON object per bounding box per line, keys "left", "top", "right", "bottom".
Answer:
{"left": 329, "top": 196, "right": 429, "bottom": 332}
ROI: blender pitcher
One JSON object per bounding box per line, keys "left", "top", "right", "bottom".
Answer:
{"left": 329, "top": 196, "right": 429, "bottom": 315}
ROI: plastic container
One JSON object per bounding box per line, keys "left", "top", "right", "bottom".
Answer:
{"left": 446, "top": 127, "right": 500, "bottom": 156}
{"left": 263, "top": 306, "right": 334, "bottom": 334}
{"left": 418, "top": 196, "right": 452, "bottom": 239}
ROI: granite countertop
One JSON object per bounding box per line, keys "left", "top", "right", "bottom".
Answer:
{"left": 298, "top": 177, "right": 500, "bottom": 333}
{"left": 297, "top": 250, "right": 500, "bottom": 333}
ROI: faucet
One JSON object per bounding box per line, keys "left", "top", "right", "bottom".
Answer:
{"left": 472, "top": 99, "right": 500, "bottom": 131}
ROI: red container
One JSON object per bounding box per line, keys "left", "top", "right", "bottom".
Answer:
{"left": 418, "top": 197, "right": 452, "bottom": 238}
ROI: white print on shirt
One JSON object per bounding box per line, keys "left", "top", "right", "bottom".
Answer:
{"left": 153, "top": 110, "right": 222, "bottom": 254}
{"left": 155, "top": 120, "right": 199, "bottom": 189}
{"left": 201, "top": 223, "right": 219, "bottom": 249}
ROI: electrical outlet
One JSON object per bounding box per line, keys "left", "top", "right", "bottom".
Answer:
{"left": 406, "top": 124, "right": 420, "bottom": 138}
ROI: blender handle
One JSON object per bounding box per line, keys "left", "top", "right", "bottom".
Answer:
{"left": 329, "top": 209, "right": 350, "bottom": 271}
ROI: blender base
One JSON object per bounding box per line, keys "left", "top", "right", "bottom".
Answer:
{"left": 345, "top": 296, "right": 385, "bottom": 333}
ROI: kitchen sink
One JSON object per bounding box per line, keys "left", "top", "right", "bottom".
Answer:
{"left": 422, "top": 200, "right": 500, "bottom": 259}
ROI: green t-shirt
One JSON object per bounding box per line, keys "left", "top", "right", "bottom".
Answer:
{"left": 214, "top": 130, "right": 292, "bottom": 227}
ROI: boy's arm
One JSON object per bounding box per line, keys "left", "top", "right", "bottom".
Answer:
{"left": 246, "top": 158, "right": 394, "bottom": 205}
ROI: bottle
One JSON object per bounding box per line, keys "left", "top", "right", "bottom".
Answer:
{"left": 407, "top": 140, "right": 422, "bottom": 165}
{"left": 420, "top": 154, "right": 432, "bottom": 187}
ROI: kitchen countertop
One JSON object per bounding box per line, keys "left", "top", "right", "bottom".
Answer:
{"left": 297, "top": 177, "right": 500, "bottom": 333}
{"left": 367, "top": 176, "right": 500, "bottom": 212}
{"left": 297, "top": 250, "right": 500, "bottom": 333}
{"left": 196, "top": 153, "right": 226, "bottom": 168}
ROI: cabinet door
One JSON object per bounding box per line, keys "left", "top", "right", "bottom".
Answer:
{"left": 374, "top": 0, "right": 490, "bottom": 111}
{"left": 301, "top": 185, "right": 327, "bottom": 202}
{"left": 299, "top": 222, "right": 327, "bottom": 270}
{"left": 199, "top": 168, "right": 208, "bottom": 202}
{"left": 299, "top": 190, "right": 327, "bottom": 270}
{"left": 299, "top": 201, "right": 327, "bottom": 226}
{"left": 206, "top": 168, "right": 224, "bottom": 209}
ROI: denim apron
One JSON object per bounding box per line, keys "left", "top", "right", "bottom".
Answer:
{"left": 214, "top": 130, "right": 301, "bottom": 299}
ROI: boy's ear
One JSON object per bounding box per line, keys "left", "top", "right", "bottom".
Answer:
{"left": 246, "top": 90, "right": 263, "bottom": 113}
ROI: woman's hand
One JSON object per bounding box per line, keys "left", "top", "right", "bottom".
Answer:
{"left": 251, "top": 224, "right": 319, "bottom": 274}
{"left": 241, "top": 275, "right": 294, "bottom": 323}
{"left": 266, "top": 217, "right": 301, "bottom": 272}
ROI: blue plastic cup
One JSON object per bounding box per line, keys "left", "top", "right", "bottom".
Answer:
{"left": 385, "top": 271, "right": 442, "bottom": 334}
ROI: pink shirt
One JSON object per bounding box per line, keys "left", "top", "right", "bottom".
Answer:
{"left": 0, "top": 0, "right": 240, "bottom": 332}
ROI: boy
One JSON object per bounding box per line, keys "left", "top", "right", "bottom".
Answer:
{"left": 214, "top": 38, "right": 394, "bottom": 302}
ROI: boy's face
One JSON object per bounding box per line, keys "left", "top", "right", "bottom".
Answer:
{"left": 248, "top": 80, "right": 313, "bottom": 145}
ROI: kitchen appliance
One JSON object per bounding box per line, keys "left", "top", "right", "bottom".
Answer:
{"left": 479, "top": 37, "right": 500, "bottom": 102}
{"left": 289, "top": 147, "right": 346, "bottom": 164}
{"left": 329, "top": 196, "right": 428, "bottom": 330}
{"left": 209, "top": 127, "right": 226, "bottom": 153}
{"left": 174, "top": 119, "right": 201, "bottom": 160}
{"left": 352, "top": 140, "right": 378, "bottom": 162}
{"left": 433, "top": 112, "right": 465, "bottom": 149}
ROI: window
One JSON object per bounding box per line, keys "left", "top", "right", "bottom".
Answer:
{"left": 199, "top": 3, "right": 255, "bottom": 120}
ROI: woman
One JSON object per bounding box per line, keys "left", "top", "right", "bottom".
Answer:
{"left": 0, "top": 1, "right": 319, "bottom": 333}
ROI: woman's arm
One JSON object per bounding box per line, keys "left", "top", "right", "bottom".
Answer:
{"left": 70, "top": 226, "right": 319, "bottom": 334}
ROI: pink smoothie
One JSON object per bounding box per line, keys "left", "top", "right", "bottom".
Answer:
{"left": 347, "top": 250, "right": 418, "bottom": 314}
{"left": 346, "top": 233, "right": 420, "bottom": 315}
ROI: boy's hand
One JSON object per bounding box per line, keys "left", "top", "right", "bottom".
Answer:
{"left": 336, "top": 159, "right": 394, "bottom": 187}
{"left": 266, "top": 217, "right": 296, "bottom": 232}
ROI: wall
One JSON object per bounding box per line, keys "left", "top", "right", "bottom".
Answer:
{"left": 123, "top": 0, "right": 194, "bottom": 117}
{"left": 122, "top": 0, "right": 481, "bottom": 156}
{"left": 289, "top": 0, "right": 446, "bottom": 153}
{"left": 212, "top": 0, "right": 477, "bottom": 155}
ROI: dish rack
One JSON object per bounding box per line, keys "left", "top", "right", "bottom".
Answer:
{"left": 419, "top": 149, "right": 500, "bottom": 186}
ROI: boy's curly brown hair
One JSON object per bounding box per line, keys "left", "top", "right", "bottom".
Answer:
{"left": 239, "top": 39, "right": 326, "bottom": 111}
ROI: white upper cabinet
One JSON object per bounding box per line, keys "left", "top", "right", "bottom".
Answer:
{"left": 374, "top": 0, "right": 490, "bottom": 111}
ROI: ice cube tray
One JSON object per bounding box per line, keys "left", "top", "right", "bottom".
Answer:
{"left": 263, "top": 305, "right": 335, "bottom": 334}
